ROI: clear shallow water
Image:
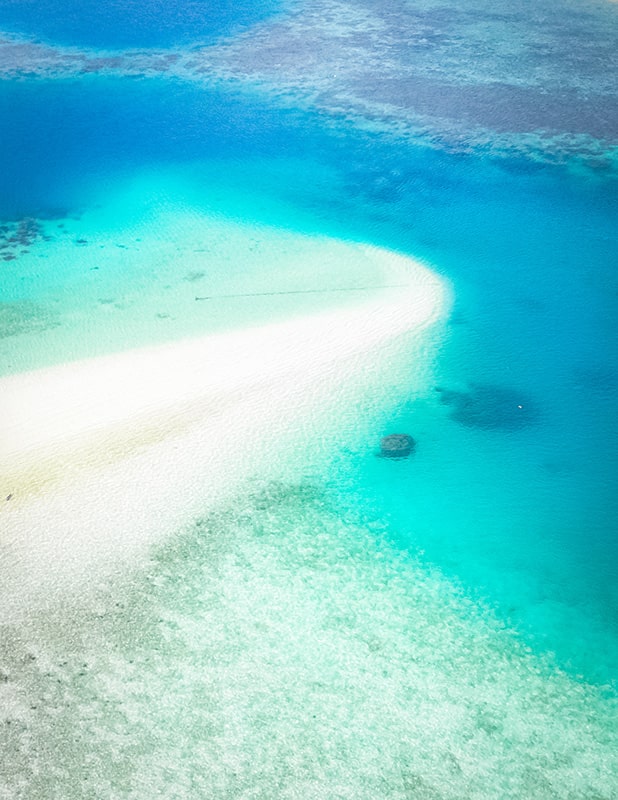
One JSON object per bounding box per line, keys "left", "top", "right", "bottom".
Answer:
{"left": 1, "top": 5, "right": 618, "bottom": 795}
{"left": 1, "top": 76, "right": 617, "bottom": 680}
{"left": 3, "top": 484, "right": 617, "bottom": 798}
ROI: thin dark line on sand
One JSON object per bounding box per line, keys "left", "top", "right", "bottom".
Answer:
{"left": 194, "top": 283, "right": 408, "bottom": 301}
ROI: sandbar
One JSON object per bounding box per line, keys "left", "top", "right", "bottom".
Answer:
{"left": 0, "top": 246, "right": 448, "bottom": 614}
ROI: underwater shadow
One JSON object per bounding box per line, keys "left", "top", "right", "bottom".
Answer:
{"left": 435, "top": 382, "right": 537, "bottom": 430}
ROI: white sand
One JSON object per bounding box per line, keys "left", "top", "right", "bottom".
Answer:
{"left": 3, "top": 246, "right": 617, "bottom": 800}
{"left": 0, "top": 246, "right": 448, "bottom": 615}
{"left": 0, "top": 186, "right": 416, "bottom": 376}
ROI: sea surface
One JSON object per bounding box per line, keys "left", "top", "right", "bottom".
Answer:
{"left": 1, "top": 0, "right": 618, "bottom": 797}
{"left": 0, "top": 0, "right": 282, "bottom": 48}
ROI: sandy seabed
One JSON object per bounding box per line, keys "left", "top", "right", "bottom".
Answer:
{"left": 1, "top": 241, "right": 617, "bottom": 800}
{"left": 0, "top": 244, "right": 446, "bottom": 613}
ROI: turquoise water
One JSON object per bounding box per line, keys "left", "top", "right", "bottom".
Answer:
{"left": 1, "top": 0, "right": 618, "bottom": 795}
{"left": 2, "top": 79, "right": 616, "bottom": 686}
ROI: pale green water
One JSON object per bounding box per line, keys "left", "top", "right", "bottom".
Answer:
{"left": 0, "top": 163, "right": 405, "bottom": 375}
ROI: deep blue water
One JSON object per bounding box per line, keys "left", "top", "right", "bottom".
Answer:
{"left": 0, "top": 0, "right": 281, "bottom": 48}
{"left": 1, "top": 73, "right": 617, "bottom": 686}
{"left": 0, "top": 78, "right": 306, "bottom": 220}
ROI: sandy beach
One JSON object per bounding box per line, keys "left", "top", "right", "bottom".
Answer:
{"left": 0, "top": 246, "right": 448, "bottom": 614}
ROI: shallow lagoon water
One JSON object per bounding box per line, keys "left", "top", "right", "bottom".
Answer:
{"left": 1, "top": 3, "right": 618, "bottom": 796}
{"left": 2, "top": 79, "right": 616, "bottom": 680}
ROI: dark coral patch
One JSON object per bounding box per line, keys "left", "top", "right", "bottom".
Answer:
{"left": 436, "top": 383, "right": 536, "bottom": 430}
{"left": 0, "top": 217, "right": 45, "bottom": 262}
{"left": 380, "top": 433, "right": 416, "bottom": 458}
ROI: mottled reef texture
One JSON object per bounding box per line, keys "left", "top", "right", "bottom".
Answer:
{"left": 2, "top": 0, "right": 617, "bottom": 165}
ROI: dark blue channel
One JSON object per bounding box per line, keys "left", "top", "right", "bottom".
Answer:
{"left": 0, "top": 0, "right": 281, "bottom": 49}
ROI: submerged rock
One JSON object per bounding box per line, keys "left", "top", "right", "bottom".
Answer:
{"left": 380, "top": 433, "right": 416, "bottom": 458}
{"left": 435, "top": 383, "right": 535, "bottom": 430}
